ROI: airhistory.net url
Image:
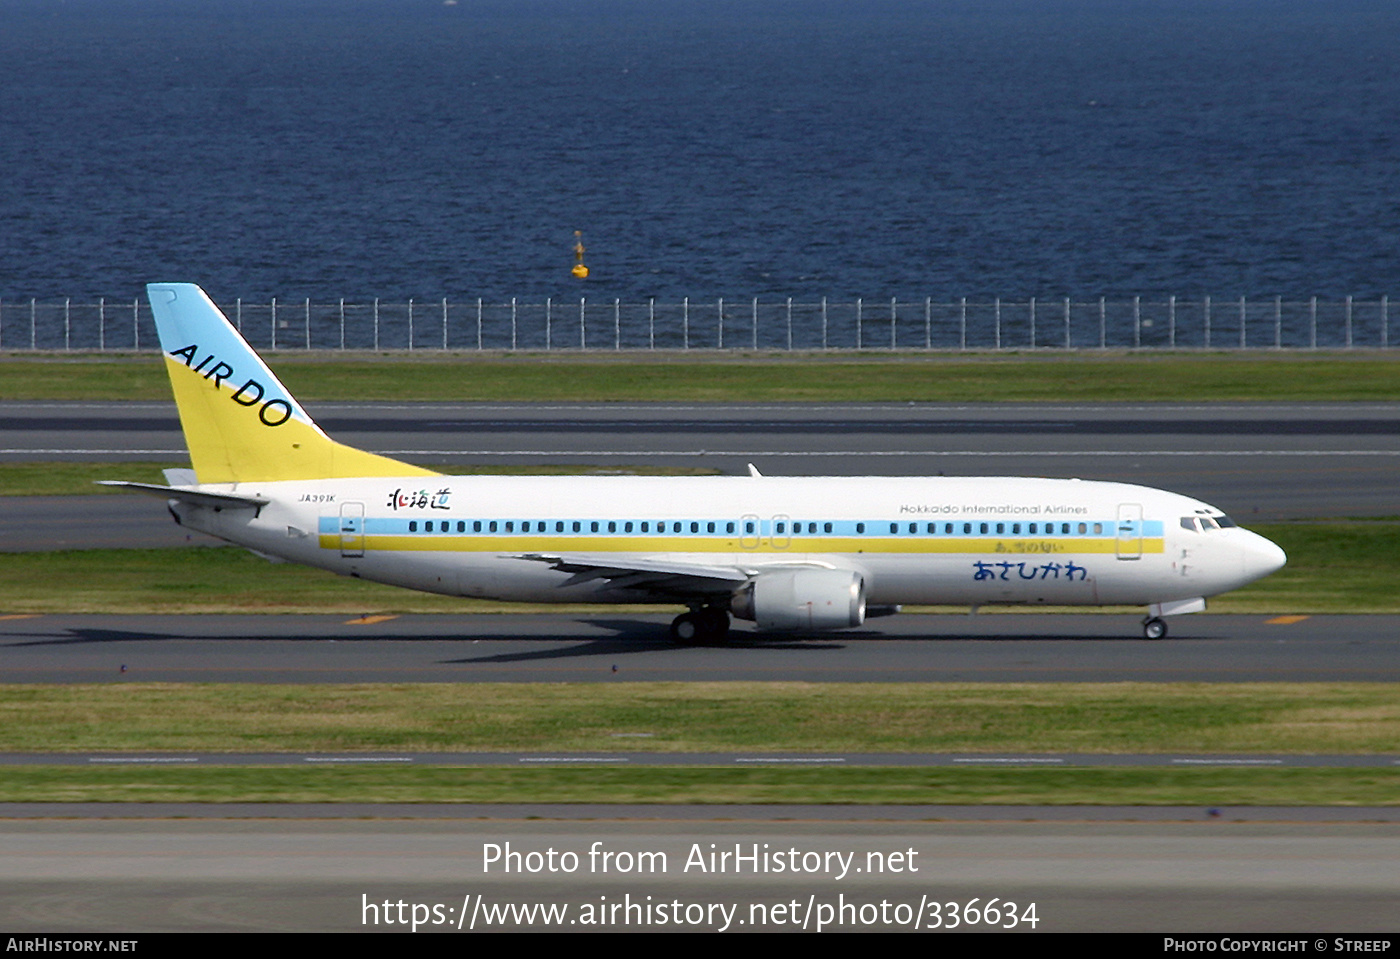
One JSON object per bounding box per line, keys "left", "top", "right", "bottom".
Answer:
{"left": 360, "top": 893, "right": 1040, "bottom": 932}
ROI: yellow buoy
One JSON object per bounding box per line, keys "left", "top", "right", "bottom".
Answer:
{"left": 572, "top": 230, "right": 589, "bottom": 279}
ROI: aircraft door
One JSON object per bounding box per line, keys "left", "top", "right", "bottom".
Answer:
{"left": 740, "top": 514, "right": 760, "bottom": 550}
{"left": 771, "top": 514, "right": 792, "bottom": 550}
{"left": 339, "top": 502, "right": 365, "bottom": 558}
{"left": 1116, "top": 503, "right": 1142, "bottom": 560}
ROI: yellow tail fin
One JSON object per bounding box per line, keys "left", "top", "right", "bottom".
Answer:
{"left": 148, "top": 283, "right": 439, "bottom": 484}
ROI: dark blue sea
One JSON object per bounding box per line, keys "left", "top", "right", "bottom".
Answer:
{"left": 4, "top": 0, "right": 1400, "bottom": 304}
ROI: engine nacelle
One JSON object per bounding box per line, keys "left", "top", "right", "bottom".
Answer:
{"left": 730, "top": 568, "right": 866, "bottom": 632}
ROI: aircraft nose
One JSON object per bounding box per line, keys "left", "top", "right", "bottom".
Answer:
{"left": 1239, "top": 530, "right": 1287, "bottom": 583}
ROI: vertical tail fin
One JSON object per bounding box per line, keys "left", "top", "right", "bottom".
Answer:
{"left": 147, "top": 283, "right": 438, "bottom": 484}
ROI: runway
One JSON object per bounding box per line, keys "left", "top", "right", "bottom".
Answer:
{"left": 4, "top": 401, "right": 1400, "bottom": 532}
{"left": 2, "top": 816, "right": 1397, "bottom": 932}
{"left": 2, "top": 612, "right": 1396, "bottom": 682}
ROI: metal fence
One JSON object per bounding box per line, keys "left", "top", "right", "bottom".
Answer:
{"left": 1, "top": 295, "right": 1394, "bottom": 352}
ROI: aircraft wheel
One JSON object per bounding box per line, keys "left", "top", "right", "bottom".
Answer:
{"left": 670, "top": 608, "right": 730, "bottom": 645}
{"left": 1142, "top": 617, "right": 1168, "bottom": 640}
{"left": 670, "top": 612, "right": 701, "bottom": 644}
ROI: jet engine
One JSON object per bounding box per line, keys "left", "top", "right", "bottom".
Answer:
{"left": 730, "top": 568, "right": 866, "bottom": 631}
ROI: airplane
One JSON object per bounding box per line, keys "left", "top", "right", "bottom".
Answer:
{"left": 103, "top": 282, "right": 1287, "bottom": 643}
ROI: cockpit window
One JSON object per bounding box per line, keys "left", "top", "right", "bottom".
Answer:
{"left": 1182, "top": 514, "right": 1236, "bottom": 532}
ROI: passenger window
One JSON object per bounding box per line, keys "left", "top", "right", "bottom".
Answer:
{"left": 707, "top": 522, "right": 716, "bottom": 533}
{"left": 624, "top": 521, "right": 633, "bottom": 532}
{"left": 727, "top": 522, "right": 736, "bottom": 534}
{"left": 608, "top": 521, "right": 617, "bottom": 533}
{"left": 591, "top": 521, "right": 599, "bottom": 532}
{"left": 745, "top": 521, "right": 755, "bottom": 534}
{"left": 641, "top": 522, "right": 650, "bottom": 533}
{"left": 409, "top": 521, "right": 417, "bottom": 532}
{"left": 690, "top": 521, "right": 699, "bottom": 533}
{"left": 824, "top": 522, "right": 833, "bottom": 534}
{"left": 489, "top": 521, "right": 498, "bottom": 533}
{"left": 776, "top": 522, "right": 786, "bottom": 534}
{"left": 889, "top": 523, "right": 897, "bottom": 534}
{"left": 572, "top": 521, "right": 581, "bottom": 532}
{"left": 996, "top": 523, "right": 1004, "bottom": 535}
{"left": 673, "top": 522, "right": 682, "bottom": 533}
{"left": 856, "top": 523, "right": 865, "bottom": 534}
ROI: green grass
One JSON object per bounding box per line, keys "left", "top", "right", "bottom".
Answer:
{"left": 0, "top": 522, "right": 1391, "bottom": 614}
{"left": 6, "top": 353, "right": 1400, "bottom": 401}
{"left": 2, "top": 683, "right": 1396, "bottom": 754}
{"left": 0, "top": 765, "right": 1394, "bottom": 805}
{"left": 0, "top": 461, "right": 717, "bottom": 497}
{"left": 1, "top": 462, "right": 182, "bottom": 496}
{"left": 0, "top": 681, "right": 1396, "bottom": 805}
{"left": 0, "top": 546, "right": 584, "bottom": 614}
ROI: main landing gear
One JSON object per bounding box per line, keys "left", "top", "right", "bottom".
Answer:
{"left": 1142, "top": 616, "right": 1168, "bottom": 640}
{"left": 670, "top": 606, "right": 731, "bottom": 645}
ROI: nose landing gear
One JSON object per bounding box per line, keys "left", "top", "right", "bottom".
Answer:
{"left": 1142, "top": 616, "right": 1168, "bottom": 640}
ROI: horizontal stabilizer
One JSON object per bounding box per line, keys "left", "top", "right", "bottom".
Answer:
{"left": 96, "top": 480, "right": 269, "bottom": 511}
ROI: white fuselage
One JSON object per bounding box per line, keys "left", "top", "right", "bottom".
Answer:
{"left": 170, "top": 473, "right": 1285, "bottom": 609}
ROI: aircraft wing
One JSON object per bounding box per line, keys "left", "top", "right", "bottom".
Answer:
{"left": 515, "top": 552, "right": 753, "bottom": 600}
{"left": 95, "top": 481, "right": 269, "bottom": 511}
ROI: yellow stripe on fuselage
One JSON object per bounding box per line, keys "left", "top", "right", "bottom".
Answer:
{"left": 318, "top": 534, "right": 1166, "bottom": 555}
